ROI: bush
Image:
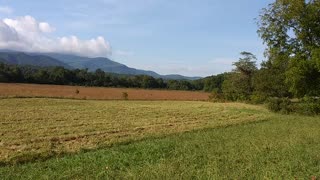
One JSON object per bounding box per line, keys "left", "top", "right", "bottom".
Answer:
{"left": 250, "top": 94, "right": 268, "bottom": 104}
{"left": 266, "top": 98, "right": 281, "bottom": 112}
{"left": 295, "top": 97, "right": 320, "bottom": 115}
{"left": 267, "top": 97, "right": 320, "bottom": 115}
{"left": 209, "top": 91, "right": 225, "bottom": 102}
{"left": 279, "top": 98, "right": 293, "bottom": 114}
{"left": 267, "top": 97, "right": 292, "bottom": 114}
{"left": 122, "top": 92, "right": 129, "bottom": 100}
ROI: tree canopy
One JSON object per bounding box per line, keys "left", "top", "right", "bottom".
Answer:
{"left": 258, "top": 0, "right": 320, "bottom": 97}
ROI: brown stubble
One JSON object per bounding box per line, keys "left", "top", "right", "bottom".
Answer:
{"left": 0, "top": 83, "right": 210, "bottom": 101}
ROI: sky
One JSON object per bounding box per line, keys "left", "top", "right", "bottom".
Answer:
{"left": 0, "top": 0, "right": 274, "bottom": 77}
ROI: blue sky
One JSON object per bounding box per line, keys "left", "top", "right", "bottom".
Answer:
{"left": 0, "top": 0, "right": 274, "bottom": 76}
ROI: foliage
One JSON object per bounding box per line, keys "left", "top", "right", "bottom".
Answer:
{"left": 258, "top": 0, "right": 320, "bottom": 98}
{"left": 222, "top": 52, "right": 257, "bottom": 101}
{"left": 285, "top": 51, "right": 320, "bottom": 97}
{"left": 294, "top": 97, "right": 320, "bottom": 115}
{"left": 250, "top": 93, "right": 268, "bottom": 104}
{"left": 200, "top": 73, "right": 226, "bottom": 92}
{"left": 266, "top": 97, "right": 292, "bottom": 114}
{"left": 266, "top": 96, "right": 320, "bottom": 115}
{"left": 252, "top": 61, "right": 291, "bottom": 99}
{"left": 222, "top": 73, "right": 250, "bottom": 101}
{"left": 0, "top": 63, "right": 202, "bottom": 91}
{"left": 233, "top": 51, "right": 257, "bottom": 77}
{"left": 267, "top": 98, "right": 282, "bottom": 112}
{"left": 208, "top": 89, "right": 225, "bottom": 102}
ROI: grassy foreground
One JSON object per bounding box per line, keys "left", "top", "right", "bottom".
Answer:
{"left": 0, "top": 98, "right": 268, "bottom": 164}
{"left": 0, "top": 98, "right": 319, "bottom": 179}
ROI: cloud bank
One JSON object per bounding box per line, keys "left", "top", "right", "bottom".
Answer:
{"left": 0, "top": 15, "right": 111, "bottom": 57}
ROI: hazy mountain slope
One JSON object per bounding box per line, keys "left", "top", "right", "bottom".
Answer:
{"left": 43, "top": 53, "right": 201, "bottom": 80}
{"left": 0, "top": 51, "right": 201, "bottom": 80}
{"left": 0, "top": 52, "right": 71, "bottom": 68}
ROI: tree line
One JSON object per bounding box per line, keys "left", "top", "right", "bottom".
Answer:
{"left": 0, "top": 63, "right": 225, "bottom": 91}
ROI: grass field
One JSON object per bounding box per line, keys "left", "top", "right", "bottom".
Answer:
{"left": 0, "top": 83, "right": 210, "bottom": 101}
{"left": 0, "top": 98, "right": 267, "bottom": 164}
{"left": 0, "top": 98, "right": 319, "bottom": 179}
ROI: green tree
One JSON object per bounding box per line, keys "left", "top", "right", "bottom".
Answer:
{"left": 222, "top": 52, "right": 257, "bottom": 101}
{"left": 0, "top": 63, "right": 9, "bottom": 82}
{"left": 258, "top": 0, "right": 320, "bottom": 97}
{"left": 34, "top": 69, "right": 50, "bottom": 84}
{"left": 233, "top": 52, "right": 257, "bottom": 77}
{"left": 252, "top": 60, "right": 291, "bottom": 101}
{"left": 93, "top": 69, "right": 106, "bottom": 86}
{"left": 202, "top": 73, "right": 225, "bottom": 93}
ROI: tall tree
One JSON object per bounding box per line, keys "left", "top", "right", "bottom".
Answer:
{"left": 258, "top": 0, "right": 320, "bottom": 97}
{"left": 222, "top": 52, "right": 257, "bottom": 101}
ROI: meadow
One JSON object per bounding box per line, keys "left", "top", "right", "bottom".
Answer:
{"left": 0, "top": 97, "right": 319, "bottom": 179}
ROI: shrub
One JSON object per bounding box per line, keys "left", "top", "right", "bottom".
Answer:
{"left": 122, "top": 92, "right": 128, "bottom": 100}
{"left": 279, "top": 98, "right": 293, "bottom": 114}
{"left": 250, "top": 94, "right": 268, "bottom": 104}
{"left": 209, "top": 91, "right": 225, "bottom": 102}
{"left": 266, "top": 97, "right": 320, "bottom": 115}
{"left": 295, "top": 97, "right": 320, "bottom": 115}
{"left": 266, "top": 98, "right": 281, "bottom": 112}
{"left": 267, "top": 97, "right": 292, "bottom": 114}
{"left": 75, "top": 89, "right": 80, "bottom": 94}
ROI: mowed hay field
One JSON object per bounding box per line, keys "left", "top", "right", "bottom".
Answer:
{"left": 0, "top": 98, "right": 268, "bottom": 164}
{"left": 0, "top": 98, "right": 319, "bottom": 179}
{"left": 0, "top": 83, "right": 210, "bottom": 101}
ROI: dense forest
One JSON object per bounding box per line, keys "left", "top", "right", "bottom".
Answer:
{"left": 0, "top": 63, "right": 226, "bottom": 92}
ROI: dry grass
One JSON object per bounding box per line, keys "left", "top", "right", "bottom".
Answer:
{"left": 0, "top": 83, "right": 209, "bottom": 101}
{"left": 0, "top": 98, "right": 270, "bottom": 164}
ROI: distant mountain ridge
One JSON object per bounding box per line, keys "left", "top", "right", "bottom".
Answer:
{"left": 0, "top": 51, "right": 71, "bottom": 68}
{"left": 41, "top": 53, "right": 161, "bottom": 77}
{"left": 41, "top": 53, "right": 201, "bottom": 80}
{"left": 0, "top": 50, "right": 202, "bottom": 80}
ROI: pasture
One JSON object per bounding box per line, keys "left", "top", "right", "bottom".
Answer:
{"left": 0, "top": 98, "right": 267, "bottom": 164}
{"left": 0, "top": 98, "right": 319, "bottom": 179}
{"left": 0, "top": 83, "right": 210, "bottom": 101}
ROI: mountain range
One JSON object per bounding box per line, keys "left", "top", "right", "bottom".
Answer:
{"left": 0, "top": 50, "right": 201, "bottom": 80}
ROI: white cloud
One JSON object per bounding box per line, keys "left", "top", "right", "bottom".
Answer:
{"left": 0, "top": 21, "right": 18, "bottom": 41}
{"left": 0, "top": 15, "right": 112, "bottom": 57}
{"left": 0, "top": 6, "right": 13, "bottom": 14}
{"left": 39, "top": 22, "right": 55, "bottom": 33}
